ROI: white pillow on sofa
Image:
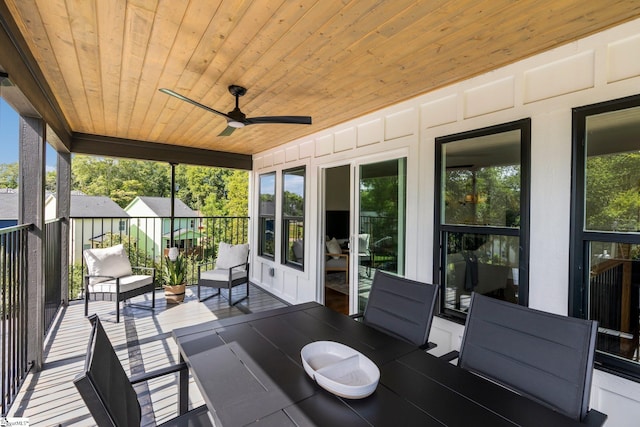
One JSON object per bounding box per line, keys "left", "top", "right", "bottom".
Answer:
{"left": 83, "top": 244, "right": 133, "bottom": 285}
{"left": 216, "top": 242, "right": 249, "bottom": 269}
{"left": 326, "top": 238, "right": 342, "bottom": 260}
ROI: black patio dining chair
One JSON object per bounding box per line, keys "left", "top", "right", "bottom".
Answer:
{"left": 441, "top": 292, "right": 607, "bottom": 425}
{"left": 73, "top": 315, "right": 212, "bottom": 427}
{"left": 352, "top": 270, "right": 438, "bottom": 350}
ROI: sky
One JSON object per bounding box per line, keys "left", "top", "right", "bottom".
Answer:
{"left": 1, "top": 97, "right": 58, "bottom": 169}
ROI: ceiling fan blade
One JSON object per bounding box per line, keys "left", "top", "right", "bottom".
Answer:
{"left": 246, "top": 116, "right": 312, "bottom": 125}
{"left": 161, "top": 85, "right": 312, "bottom": 136}
{"left": 218, "top": 125, "right": 237, "bottom": 136}
{"left": 159, "top": 88, "right": 232, "bottom": 120}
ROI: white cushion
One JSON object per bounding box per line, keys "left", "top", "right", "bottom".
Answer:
{"left": 326, "top": 238, "right": 342, "bottom": 259}
{"left": 326, "top": 257, "right": 347, "bottom": 268}
{"left": 216, "top": 242, "right": 249, "bottom": 269}
{"left": 88, "top": 274, "right": 153, "bottom": 293}
{"left": 200, "top": 268, "right": 247, "bottom": 282}
{"left": 84, "top": 244, "right": 133, "bottom": 285}
{"left": 358, "top": 233, "right": 370, "bottom": 255}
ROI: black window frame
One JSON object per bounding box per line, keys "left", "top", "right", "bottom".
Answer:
{"left": 258, "top": 172, "right": 276, "bottom": 259}
{"left": 434, "top": 118, "right": 531, "bottom": 323}
{"left": 281, "top": 166, "right": 306, "bottom": 270}
{"left": 570, "top": 93, "right": 640, "bottom": 382}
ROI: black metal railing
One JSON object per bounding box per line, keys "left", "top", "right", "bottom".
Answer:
{"left": 68, "top": 216, "right": 250, "bottom": 300}
{"left": 0, "top": 215, "right": 248, "bottom": 414}
{"left": 1, "top": 224, "right": 32, "bottom": 416}
{"left": 44, "top": 219, "right": 63, "bottom": 334}
{"left": 590, "top": 262, "right": 624, "bottom": 332}
{"left": 590, "top": 259, "right": 640, "bottom": 362}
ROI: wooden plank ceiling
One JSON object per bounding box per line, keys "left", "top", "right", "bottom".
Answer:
{"left": 3, "top": 0, "right": 640, "bottom": 158}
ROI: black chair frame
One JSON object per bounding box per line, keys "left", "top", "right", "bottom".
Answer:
{"left": 74, "top": 314, "right": 211, "bottom": 426}
{"left": 197, "top": 260, "right": 250, "bottom": 305}
{"left": 441, "top": 293, "right": 607, "bottom": 426}
{"left": 84, "top": 266, "right": 156, "bottom": 323}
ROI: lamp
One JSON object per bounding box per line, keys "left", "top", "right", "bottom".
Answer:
{"left": 464, "top": 194, "right": 479, "bottom": 204}
{"left": 227, "top": 120, "right": 245, "bottom": 128}
{"left": 168, "top": 247, "right": 179, "bottom": 262}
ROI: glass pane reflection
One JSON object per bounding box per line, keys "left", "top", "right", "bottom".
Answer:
{"left": 444, "top": 232, "right": 519, "bottom": 314}
{"left": 588, "top": 241, "right": 640, "bottom": 365}
{"left": 443, "top": 129, "right": 521, "bottom": 228}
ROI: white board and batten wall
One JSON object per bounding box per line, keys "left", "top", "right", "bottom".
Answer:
{"left": 251, "top": 18, "right": 640, "bottom": 425}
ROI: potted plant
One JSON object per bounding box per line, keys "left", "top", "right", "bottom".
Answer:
{"left": 164, "top": 247, "right": 187, "bottom": 303}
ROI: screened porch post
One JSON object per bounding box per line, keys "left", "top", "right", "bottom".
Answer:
{"left": 19, "top": 115, "right": 45, "bottom": 371}
{"left": 170, "top": 162, "right": 176, "bottom": 248}
{"left": 56, "top": 151, "right": 71, "bottom": 306}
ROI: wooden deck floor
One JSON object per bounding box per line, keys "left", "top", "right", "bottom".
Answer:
{"left": 8, "top": 284, "right": 288, "bottom": 426}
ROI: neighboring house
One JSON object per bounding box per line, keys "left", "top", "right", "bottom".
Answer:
{"left": 0, "top": 190, "right": 18, "bottom": 229}
{"left": 124, "top": 196, "right": 200, "bottom": 258}
{"left": 45, "top": 192, "right": 129, "bottom": 264}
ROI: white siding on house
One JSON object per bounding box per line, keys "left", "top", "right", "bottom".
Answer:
{"left": 125, "top": 199, "right": 167, "bottom": 258}
{"left": 250, "top": 18, "right": 640, "bottom": 426}
{"left": 124, "top": 197, "right": 199, "bottom": 258}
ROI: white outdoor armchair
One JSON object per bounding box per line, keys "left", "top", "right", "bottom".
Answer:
{"left": 197, "top": 242, "right": 250, "bottom": 305}
{"left": 83, "top": 244, "right": 155, "bottom": 323}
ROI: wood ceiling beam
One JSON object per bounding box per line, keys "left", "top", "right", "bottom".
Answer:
{"left": 0, "top": 0, "right": 72, "bottom": 152}
{"left": 71, "top": 133, "right": 252, "bottom": 170}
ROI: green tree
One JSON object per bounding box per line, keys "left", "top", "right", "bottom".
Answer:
{"left": 359, "top": 162, "right": 406, "bottom": 243}
{"left": 119, "top": 159, "right": 171, "bottom": 198}
{"left": 71, "top": 155, "right": 171, "bottom": 207}
{"left": 72, "top": 155, "right": 116, "bottom": 194}
{"left": 0, "top": 162, "right": 19, "bottom": 188}
{"left": 444, "top": 166, "right": 520, "bottom": 227}
{"left": 65, "top": 155, "right": 249, "bottom": 215}
{"left": 586, "top": 152, "right": 640, "bottom": 232}
{"left": 45, "top": 169, "right": 57, "bottom": 192}
{"left": 216, "top": 170, "right": 249, "bottom": 217}
{"left": 176, "top": 165, "right": 231, "bottom": 211}
{"left": 0, "top": 162, "right": 56, "bottom": 191}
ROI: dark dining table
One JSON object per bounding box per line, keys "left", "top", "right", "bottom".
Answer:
{"left": 173, "top": 302, "right": 589, "bottom": 426}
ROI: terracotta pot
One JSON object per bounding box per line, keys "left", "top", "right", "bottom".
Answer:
{"left": 164, "top": 284, "right": 186, "bottom": 304}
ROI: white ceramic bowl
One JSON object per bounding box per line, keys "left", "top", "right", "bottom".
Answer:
{"left": 300, "top": 341, "right": 380, "bottom": 399}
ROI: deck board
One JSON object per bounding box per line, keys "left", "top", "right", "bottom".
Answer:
{"left": 8, "top": 284, "right": 288, "bottom": 426}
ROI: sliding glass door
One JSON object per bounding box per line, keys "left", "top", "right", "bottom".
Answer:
{"left": 355, "top": 158, "right": 407, "bottom": 312}
{"left": 321, "top": 157, "right": 407, "bottom": 315}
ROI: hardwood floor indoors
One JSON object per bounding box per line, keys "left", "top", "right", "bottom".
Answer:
{"left": 324, "top": 286, "right": 349, "bottom": 315}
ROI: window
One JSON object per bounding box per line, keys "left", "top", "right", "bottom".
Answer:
{"left": 571, "top": 94, "right": 640, "bottom": 381}
{"left": 282, "top": 167, "right": 305, "bottom": 269}
{"left": 435, "top": 119, "right": 531, "bottom": 321}
{"left": 258, "top": 173, "right": 276, "bottom": 258}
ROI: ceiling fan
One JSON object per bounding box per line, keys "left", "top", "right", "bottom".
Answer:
{"left": 159, "top": 85, "right": 312, "bottom": 136}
